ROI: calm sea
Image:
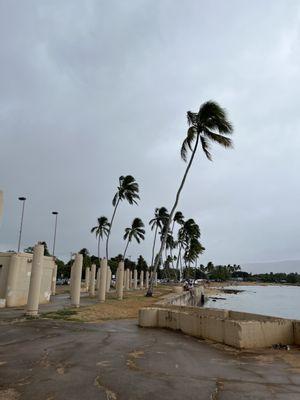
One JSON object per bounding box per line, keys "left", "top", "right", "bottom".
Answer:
{"left": 204, "top": 285, "right": 300, "bottom": 320}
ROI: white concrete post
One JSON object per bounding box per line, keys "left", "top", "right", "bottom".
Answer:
{"left": 5, "top": 254, "right": 20, "bottom": 307}
{"left": 26, "top": 243, "right": 44, "bottom": 316}
{"left": 140, "top": 270, "right": 144, "bottom": 289}
{"left": 155, "top": 272, "right": 158, "bottom": 287}
{"left": 116, "top": 261, "right": 124, "bottom": 300}
{"left": 71, "top": 253, "right": 83, "bottom": 307}
{"left": 85, "top": 267, "right": 90, "bottom": 292}
{"left": 129, "top": 270, "right": 133, "bottom": 289}
{"left": 145, "top": 270, "right": 149, "bottom": 289}
{"left": 133, "top": 269, "right": 137, "bottom": 290}
{"left": 89, "top": 264, "right": 96, "bottom": 297}
{"left": 96, "top": 267, "right": 100, "bottom": 290}
{"left": 125, "top": 269, "right": 130, "bottom": 291}
{"left": 51, "top": 263, "right": 57, "bottom": 295}
{"left": 123, "top": 267, "right": 126, "bottom": 288}
{"left": 98, "top": 258, "right": 108, "bottom": 302}
{"left": 106, "top": 267, "right": 111, "bottom": 292}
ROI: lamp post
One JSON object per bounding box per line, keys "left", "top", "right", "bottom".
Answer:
{"left": 17, "top": 197, "right": 26, "bottom": 252}
{"left": 51, "top": 211, "right": 58, "bottom": 257}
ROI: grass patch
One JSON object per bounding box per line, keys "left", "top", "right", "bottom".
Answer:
{"left": 41, "top": 308, "right": 80, "bottom": 321}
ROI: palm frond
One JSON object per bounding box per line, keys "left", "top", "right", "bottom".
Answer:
{"left": 200, "top": 135, "right": 212, "bottom": 161}
{"left": 180, "top": 127, "right": 197, "bottom": 162}
{"left": 204, "top": 129, "right": 233, "bottom": 148}
{"left": 198, "top": 101, "right": 233, "bottom": 134}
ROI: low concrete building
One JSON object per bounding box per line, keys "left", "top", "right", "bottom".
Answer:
{"left": 0, "top": 251, "right": 56, "bottom": 308}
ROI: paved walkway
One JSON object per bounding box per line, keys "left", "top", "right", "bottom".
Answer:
{"left": 0, "top": 292, "right": 96, "bottom": 323}
{"left": 0, "top": 318, "right": 300, "bottom": 399}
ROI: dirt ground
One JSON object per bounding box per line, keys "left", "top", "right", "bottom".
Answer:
{"left": 43, "top": 286, "right": 173, "bottom": 323}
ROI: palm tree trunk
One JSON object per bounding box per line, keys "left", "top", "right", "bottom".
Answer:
{"left": 106, "top": 198, "right": 120, "bottom": 260}
{"left": 170, "top": 221, "right": 176, "bottom": 269}
{"left": 123, "top": 238, "right": 130, "bottom": 259}
{"left": 150, "top": 225, "right": 158, "bottom": 267}
{"left": 97, "top": 235, "right": 101, "bottom": 265}
{"left": 175, "top": 243, "right": 182, "bottom": 281}
{"left": 146, "top": 134, "right": 200, "bottom": 296}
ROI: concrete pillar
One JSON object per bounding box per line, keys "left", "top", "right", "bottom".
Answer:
{"left": 140, "top": 270, "right": 144, "bottom": 289}
{"left": 5, "top": 254, "right": 20, "bottom": 307}
{"left": 71, "top": 253, "right": 83, "bottom": 308}
{"left": 96, "top": 267, "right": 100, "bottom": 290}
{"left": 85, "top": 267, "right": 90, "bottom": 292}
{"left": 145, "top": 270, "right": 149, "bottom": 289}
{"left": 123, "top": 267, "right": 126, "bottom": 288}
{"left": 133, "top": 269, "right": 137, "bottom": 290}
{"left": 51, "top": 264, "right": 57, "bottom": 295}
{"left": 129, "top": 270, "right": 133, "bottom": 289}
{"left": 125, "top": 269, "right": 130, "bottom": 291}
{"left": 89, "top": 264, "right": 96, "bottom": 297}
{"left": 155, "top": 272, "right": 158, "bottom": 287}
{"left": 116, "top": 261, "right": 124, "bottom": 300}
{"left": 106, "top": 267, "right": 111, "bottom": 292}
{"left": 26, "top": 243, "right": 44, "bottom": 316}
{"left": 98, "top": 258, "right": 108, "bottom": 302}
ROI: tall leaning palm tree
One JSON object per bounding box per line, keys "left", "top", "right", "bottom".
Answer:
{"left": 123, "top": 218, "right": 145, "bottom": 259}
{"left": 106, "top": 175, "right": 140, "bottom": 259}
{"left": 91, "top": 216, "right": 110, "bottom": 261}
{"left": 146, "top": 101, "right": 233, "bottom": 296}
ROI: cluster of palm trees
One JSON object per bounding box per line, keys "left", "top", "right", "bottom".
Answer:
{"left": 149, "top": 208, "right": 204, "bottom": 281}
{"left": 91, "top": 175, "right": 145, "bottom": 264}
{"left": 91, "top": 101, "right": 233, "bottom": 296}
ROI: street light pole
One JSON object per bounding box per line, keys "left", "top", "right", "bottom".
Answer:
{"left": 52, "top": 211, "right": 58, "bottom": 257}
{"left": 17, "top": 197, "right": 26, "bottom": 253}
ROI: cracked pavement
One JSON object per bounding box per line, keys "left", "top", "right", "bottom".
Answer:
{"left": 0, "top": 319, "right": 300, "bottom": 399}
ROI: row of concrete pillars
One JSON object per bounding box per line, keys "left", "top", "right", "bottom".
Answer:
{"left": 22, "top": 244, "right": 158, "bottom": 314}
{"left": 70, "top": 256, "right": 157, "bottom": 308}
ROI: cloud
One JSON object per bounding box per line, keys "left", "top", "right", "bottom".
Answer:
{"left": 1, "top": 0, "right": 300, "bottom": 267}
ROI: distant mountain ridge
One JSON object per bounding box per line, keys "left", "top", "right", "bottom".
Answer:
{"left": 241, "top": 260, "right": 300, "bottom": 274}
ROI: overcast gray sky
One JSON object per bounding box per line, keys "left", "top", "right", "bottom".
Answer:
{"left": 1, "top": 0, "right": 300, "bottom": 266}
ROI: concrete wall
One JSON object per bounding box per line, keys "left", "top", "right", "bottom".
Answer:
{"left": 293, "top": 321, "right": 300, "bottom": 345}
{"left": 139, "top": 307, "right": 299, "bottom": 349}
{"left": 138, "top": 288, "right": 300, "bottom": 349}
{"left": 0, "top": 252, "right": 55, "bottom": 307}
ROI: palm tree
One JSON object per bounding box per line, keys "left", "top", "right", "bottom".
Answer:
{"left": 149, "top": 207, "right": 169, "bottom": 267}
{"left": 147, "top": 101, "right": 233, "bottom": 296}
{"left": 171, "top": 211, "right": 185, "bottom": 233}
{"left": 168, "top": 211, "right": 184, "bottom": 269}
{"left": 176, "top": 218, "right": 201, "bottom": 279}
{"left": 123, "top": 218, "right": 145, "bottom": 259}
{"left": 106, "top": 175, "right": 140, "bottom": 259}
{"left": 91, "top": 216, "right": 110, "bottom": 261}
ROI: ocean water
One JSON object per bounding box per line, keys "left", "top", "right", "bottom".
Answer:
{"left": 204, "top": 285, "right": 300, "bottom": 320}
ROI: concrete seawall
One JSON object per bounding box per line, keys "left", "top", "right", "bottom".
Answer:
{"left": 139, "top": 286, "right": 300, "bottom": 349}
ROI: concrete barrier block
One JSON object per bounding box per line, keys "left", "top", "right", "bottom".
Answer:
{"left": 201, "top": 317, "right": 225, "bottom": 343}
{"left": 158, "top": 309, "right": 180, "bottom": 330}
{"left": 197, "top": 308, "right": 229, "bottom": 319}
{"left": 138, "top": 308, "right": 158, "bottom": 327}
{"left": 229, "top": 310, "right": 280, "bottom": 322}
{"left": 239, "top": 320, "right": 294, "bottom": 349}
{"left": 224, "top": 320, "right": 243, "bottom": 348}
{"left": 293, "top": 321, "right": 300, "bottom": 345}
{"left": 179, "top": 312, "right": 202, "bottom": 338}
